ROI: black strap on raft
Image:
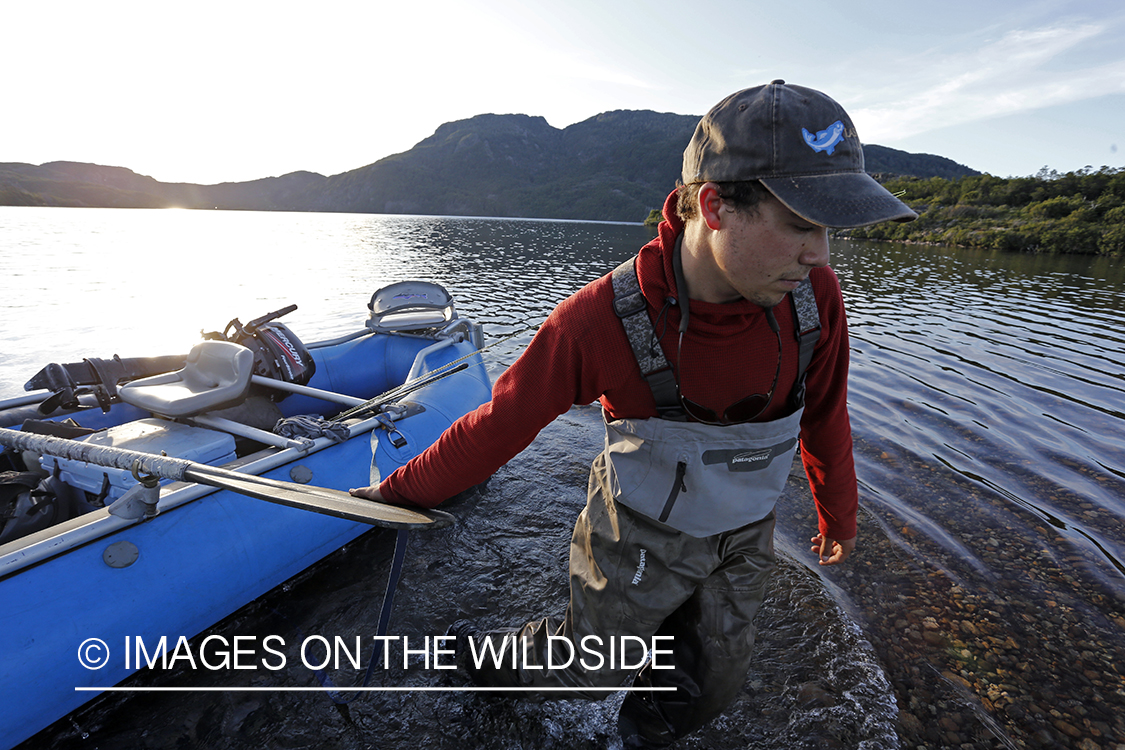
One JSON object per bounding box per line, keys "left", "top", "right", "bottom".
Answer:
{"left": 610, "top": 250, "right": 821, "bottom": 417}
{"left": 265, "top": 528, "right": 413, "bottom": 712}
{"left": 361, "top": 529, "right": 410, "bottom": 686}
{"left": 309, "top": 528, "right": 411, "bottom": 705}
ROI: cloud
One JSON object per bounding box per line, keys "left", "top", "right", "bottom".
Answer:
{"left": 851, "top": 22, "right": 1125, "bottom": 142}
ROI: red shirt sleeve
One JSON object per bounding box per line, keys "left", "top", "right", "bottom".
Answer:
{"left": 798, "top": 269, "right": 858, "bottom": 541}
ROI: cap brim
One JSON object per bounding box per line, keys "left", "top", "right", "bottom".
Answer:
{"left": 761, "top": 172, "right": 918, "bottom": 229}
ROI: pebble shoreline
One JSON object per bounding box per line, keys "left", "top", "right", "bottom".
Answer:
{"left": 775, "top": 444, "right": 1125, "bottom": 750}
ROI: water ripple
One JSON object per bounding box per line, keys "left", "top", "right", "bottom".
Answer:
{"left": 837, "top": 239, "right": 1125, "bottom": 598}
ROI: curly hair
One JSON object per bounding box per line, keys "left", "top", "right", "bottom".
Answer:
{"left": 675, "top": 180, "right": 771, "bottom": 223}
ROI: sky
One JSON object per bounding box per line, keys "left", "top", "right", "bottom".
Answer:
{"left": 2, "top": 0, "right": 1122, "bottom": 186}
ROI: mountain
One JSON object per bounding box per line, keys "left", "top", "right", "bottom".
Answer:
{"left": 862, "top": 145, "right": 979, "bottom": 181}
{"left": 304, "top": 110, "right": 701, "bottom": 221}
{"left": 0, "top": 111, "right": 979, "bottom": 222}
{"left": 0, "top": 161, "right": 326, "bottom": 211}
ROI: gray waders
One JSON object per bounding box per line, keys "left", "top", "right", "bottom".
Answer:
{"left": 467, "top": 251, "right": 820, "bottom": 748}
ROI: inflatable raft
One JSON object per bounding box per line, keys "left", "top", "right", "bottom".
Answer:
{"left": 0, "top": 282, "right": 492, "bottom": 748}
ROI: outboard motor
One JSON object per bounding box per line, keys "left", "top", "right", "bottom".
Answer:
{"left": 204, "top": 305, "right": 315, "bottom": 400}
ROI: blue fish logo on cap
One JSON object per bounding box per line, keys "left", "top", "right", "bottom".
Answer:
{"left": 802, "top": 120, "right": 845, "bottom": 155}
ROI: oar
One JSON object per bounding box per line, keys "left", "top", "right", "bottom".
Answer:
{"left": 0, "top": 427, "right": 452, "bottom": 530}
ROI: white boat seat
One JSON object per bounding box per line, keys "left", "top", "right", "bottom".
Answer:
{"left": 366, "top": 281, "right": 456, "bottom": 332}
{"left": 118, "top": 340, "right": 254, "bottom": 418}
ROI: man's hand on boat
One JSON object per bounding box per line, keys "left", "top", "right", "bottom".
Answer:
{"left": 810, "top": 534, "right": 856, "bottom": 566}
{"left": 349, "top": 485, "right": 384, "bottom": 502}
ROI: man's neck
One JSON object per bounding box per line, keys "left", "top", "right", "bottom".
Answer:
{"left": 679, "top": 222, "right": 740, "bottom": 304}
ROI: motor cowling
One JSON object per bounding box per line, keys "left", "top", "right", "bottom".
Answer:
{"left": 240, "top": 321, "right": 316, "bottom": 387}
{"left": 203, "top": 305, "right": 316, "bottom": 401}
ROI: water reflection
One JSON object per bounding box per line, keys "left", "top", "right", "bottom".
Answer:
{"left": 0, "top": 210, "right": 648, "bottom": 393}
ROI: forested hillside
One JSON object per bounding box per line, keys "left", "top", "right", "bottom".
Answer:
{"left": 843, "top": 167, "right": 1125, "bottom": 256}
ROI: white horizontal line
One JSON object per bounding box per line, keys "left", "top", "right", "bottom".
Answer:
{"left": 76, "top": 686, "right": 676, "bottom": 693}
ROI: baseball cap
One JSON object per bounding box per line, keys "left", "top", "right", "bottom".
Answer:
{"left": 682, "top": 80, "right": 917, "bottom": 228}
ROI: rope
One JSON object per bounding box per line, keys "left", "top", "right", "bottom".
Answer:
{"left": 275, "top": 415, "right": 350, "bottom": 443}
{"left": 305, "top": 528, "right": 411, "bottom": 704}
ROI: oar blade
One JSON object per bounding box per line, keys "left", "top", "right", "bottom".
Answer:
{"left": 183, "top": 466, "right": 454, "bottom": 530}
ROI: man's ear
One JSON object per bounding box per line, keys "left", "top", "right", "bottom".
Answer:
{"left": 698, "top": 182, "right": 724, "bottom": 231}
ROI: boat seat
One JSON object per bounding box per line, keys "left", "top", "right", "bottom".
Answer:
{"left": 118, "top": 340, "right": 254, "bottom": 418}
{"left": 366, "top": 281, "right": 456, "bottom": 332}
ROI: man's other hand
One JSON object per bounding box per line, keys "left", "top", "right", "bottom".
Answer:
{"left": 809, "top": 534, "right": 856, "bottom": 565}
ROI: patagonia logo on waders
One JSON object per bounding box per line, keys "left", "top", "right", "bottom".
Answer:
{"left": 631, "top": 549, "right": 647, "bottom": 585}
{"left": 702, "top": 438, "right": 798, "bottom": 472}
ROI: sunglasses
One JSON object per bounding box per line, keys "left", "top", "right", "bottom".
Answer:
{"left": 673, "top": 306, "right": 782, "bottom": 426}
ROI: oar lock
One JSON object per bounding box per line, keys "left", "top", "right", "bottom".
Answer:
{"left": 130, "top": 456, "right": 163, "bottom": 488}
{"left": 107, "top": 459, "right": 163, "bottom": 521}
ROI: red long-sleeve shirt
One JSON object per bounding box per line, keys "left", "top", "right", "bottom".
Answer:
{"left": 381, "top": 192, "right": 859, "bottom": 541}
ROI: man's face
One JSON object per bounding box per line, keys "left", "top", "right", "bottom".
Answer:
{"left": 710, "top": 193, "right": 830, "bottom": 307}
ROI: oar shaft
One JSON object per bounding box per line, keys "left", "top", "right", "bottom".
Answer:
{"left": 181, "top": 464, "right": 451, "bottom": 529}
{"left": 0, "top": 427, "right": 191, "bottom": 481}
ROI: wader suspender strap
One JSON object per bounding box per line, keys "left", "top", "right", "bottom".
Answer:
{"left": 611, "top": 257, "right": 682, "bottom": 419}
{"left": 789, "top": 277, "right": 821, "bottom": 410}
{"left": 610, "top": 255, "right": 822, "bottom": 414}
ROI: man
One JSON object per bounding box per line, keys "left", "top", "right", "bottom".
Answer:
{"left": 351, "top": 80, "right": 916, "bottom": 747}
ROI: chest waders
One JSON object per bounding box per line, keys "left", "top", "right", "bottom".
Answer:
{"left": 605, "top": 248, "right": 821, "bottom": 536}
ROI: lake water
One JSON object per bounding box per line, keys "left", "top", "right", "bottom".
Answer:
{"left": 2, "top": 207, "right": 1124, "bottom": 750}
